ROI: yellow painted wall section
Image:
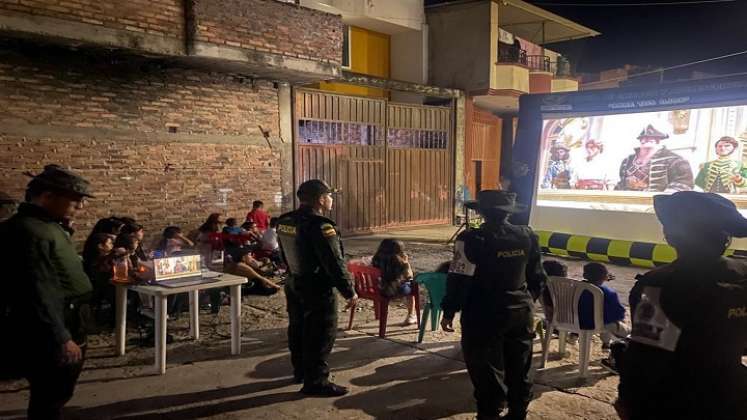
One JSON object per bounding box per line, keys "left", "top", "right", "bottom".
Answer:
{"left": 491, "top": 64, "right": 530, "bottom": 93}
{"left": 319, "top": 26, "right": 390, "bottom": 98}
{"left": 551, "top": 78, "right": 580, "bottom": 92}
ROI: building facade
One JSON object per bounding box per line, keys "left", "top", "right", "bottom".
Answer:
{"left": 427, "top": 0, "right": 598, "bottom": 201}
{"left": 0, "top": 0, "right": 343, "bottom": 244}
{"left": 297, "top": 0, "right": 463, "bottom": 232}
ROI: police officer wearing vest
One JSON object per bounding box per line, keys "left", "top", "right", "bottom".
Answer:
{"left": 276, "top": 179, "right": 357, "bottom": 397}
{"left": 0, "top": 165, "right": 94, "bottom": 419}
{"left": 441, "top": 190, "right": 546, "bottom": 420}
{"left": 616, "top": 191, "right": 747, "bottom": 420}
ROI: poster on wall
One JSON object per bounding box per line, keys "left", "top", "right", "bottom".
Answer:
{"left": 537, "top": 105, "right": 747, "bottom": 212}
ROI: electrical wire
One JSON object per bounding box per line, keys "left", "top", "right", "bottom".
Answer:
{"left": 582, "top": 49, "right": 747, "bottom": 87}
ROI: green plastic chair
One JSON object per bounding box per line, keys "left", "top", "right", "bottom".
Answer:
{"left": 415, "top": 272, "right": 447, "bottom": 343}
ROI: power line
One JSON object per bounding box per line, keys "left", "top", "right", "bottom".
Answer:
{"left": 533, "top": 0, "right": 736, "bottom": 6}
{"left": 582, "top": 49, "right": 747, "bottom": 87}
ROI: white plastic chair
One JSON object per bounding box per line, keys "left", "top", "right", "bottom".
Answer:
{"left": 540, "top": 276, "right": 605, "bottom": 378}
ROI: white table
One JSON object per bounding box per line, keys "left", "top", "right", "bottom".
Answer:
{"left": 114, "top": 273, "right": 248, "bottom": 374}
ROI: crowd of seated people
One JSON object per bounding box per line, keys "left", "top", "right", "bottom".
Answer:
{"left": 80, "top": 199, "right": 285, "bottom": 330}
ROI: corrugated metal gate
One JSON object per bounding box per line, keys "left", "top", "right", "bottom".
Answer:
{"left": 294, "top": 89, "right": 453, "bottom": 233}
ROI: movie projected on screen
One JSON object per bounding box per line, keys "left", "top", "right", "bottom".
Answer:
{"left": 536, "top": 105, "right": 747, "bottom": 212}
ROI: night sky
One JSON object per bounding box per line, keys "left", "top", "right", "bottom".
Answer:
{"left": 426, "top": 0, "right": 747, "bottom": 78}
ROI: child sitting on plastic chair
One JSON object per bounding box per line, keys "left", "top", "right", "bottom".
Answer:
{"left": 372, "top": 239, "right": 417, "bottom": 326}
{"left": 579, "top": 262, "right": 630, "bottom": 349}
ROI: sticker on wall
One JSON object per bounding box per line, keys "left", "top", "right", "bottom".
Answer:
{"left": 217, "top": 188, "right": 233, "bottom": 207}
{"left": 274, "top": 192, "right": 282, "bottom": 208}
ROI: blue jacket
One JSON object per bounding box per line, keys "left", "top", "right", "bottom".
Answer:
{"left": 578, "top": 282, "right": 625, "bottom": 329}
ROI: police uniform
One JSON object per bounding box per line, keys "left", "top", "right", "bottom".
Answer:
{"left": 276, "top": 181, "right": 355, "bottom": 393}
{"left": 0, "top": 165, "right": 94, "bottom": 419}
{"left": 618, "top": 192, "right": 747, "bottom": 420}
{"left": 442, "top": 191, "right": 546, "bottom": 420}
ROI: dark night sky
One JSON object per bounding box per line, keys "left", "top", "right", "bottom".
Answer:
{"left": 426, "top": 0, "right": 747, "bottom": 78}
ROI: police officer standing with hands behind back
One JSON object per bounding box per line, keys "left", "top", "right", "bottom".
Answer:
{"left": 441, "top": 190, "right": 546, "bottom": 420}
{"left": 276, "top": 179, "right": 357, "bottom": 397}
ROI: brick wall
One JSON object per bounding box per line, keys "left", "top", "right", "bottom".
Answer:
{"left": 0, "top": 44, "right": 283, "bottom": 248}
{"left": 0, "top": 0, "right": 184, "bottom": 39}
{"left": 192, "top": 0, "right": 343, "bottom": 64}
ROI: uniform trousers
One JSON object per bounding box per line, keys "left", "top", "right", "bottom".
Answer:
{"left": 26, "top": 346, "right": 86, "bottom": 420}
{"left": 461, "top": 307, "right": 535, "bottom": 420}
{"left": 285, "top": 284, "right": 338, "bottom": 387}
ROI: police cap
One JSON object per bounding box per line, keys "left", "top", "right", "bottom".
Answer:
{"left": 24, "top": 164, "right": 94, "bottom": 198}
{"left": 297, "top": 179, "right": 339, "bottom": 202}
{"left": 654, "top": 191, "right": 747, "bottom": 237}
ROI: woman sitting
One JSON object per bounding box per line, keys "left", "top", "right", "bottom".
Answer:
{"left": 82, "top": 232, "right": 116, "bottom": 324}
{"left": 156, "top": 226, "right": 193, "bottom": 256}
{"left": 372, "top": 239, "right": 417, "bottom": 326}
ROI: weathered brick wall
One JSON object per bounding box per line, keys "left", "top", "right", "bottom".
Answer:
{"left": 0, "top": 44, "right": 282, "bottom": 248}
{"left": 0, "top": 0, "right": 184, "bottom": 39}
{"left": 193, "top": 0, "right": 343, "bottom": 64}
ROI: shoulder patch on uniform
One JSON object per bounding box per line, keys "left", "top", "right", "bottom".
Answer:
{"left": 321, "top": 223, "right": 336, "bottom": 238}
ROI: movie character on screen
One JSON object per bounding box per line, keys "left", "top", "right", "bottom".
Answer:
{"left": 572, "top": 139, "right": 618, "bottom": 190}
{"left": 694, "top": 136, "right": 747, "bottom": 194}
{"left": 616, "top": 124, "right": 693, "bottom": 192}
{"left": 541, "top": 142, "right": 574, "bottom": 189}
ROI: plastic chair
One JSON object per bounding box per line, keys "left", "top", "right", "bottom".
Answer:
{"left": 347, "top": 263, "right": 420, "bottom": 338}
{"left": 415, "top": 272, "right": 447, "bottom": 343}
{"left": 540, "top": 276, "right": 605, "bottom": 378}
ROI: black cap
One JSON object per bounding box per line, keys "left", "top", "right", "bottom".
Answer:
{"left": 297, "top": 179, "right": 339, "bottom": 202}
{"left": 654, "top": 191, "right": 747, "bottom": 237}
{"left": 24, "top": 164, "right": 94, "bottom": 198}
{"left": 465, "top": 190, "right": 526, "bottom": 213}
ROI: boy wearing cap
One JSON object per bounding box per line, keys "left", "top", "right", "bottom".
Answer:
{"left": 276, "top": 179, "right": 357, "bottom": 397}
{"left": 0, "top": 165, "right": 93, "bottom": 419}
{"left": 616, "top": 191, "right": 747, "bottom": 420}
{"left": 441, "top": 190, "right": 546, "bottom": 420}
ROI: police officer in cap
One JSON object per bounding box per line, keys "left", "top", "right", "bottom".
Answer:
{"left": 441, "top": 190, "right": 546, "bottom": 420}
{"left": 0, "top": 164, "right": 94, "bottom": 419}
{"left": 276, "top": 179, "right": 357, "bottom": 396}
{"left": 616, "top": 191, "right": 747, "bottom": 420}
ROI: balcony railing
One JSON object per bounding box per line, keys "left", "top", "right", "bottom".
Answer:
{"left": 497, "top": 45, "right": 575, "bottom": 78}
{"left": 497, "top": 46, "right": 528, "bottom": 66}
{"left": 527, "top": 55, "right": 551, "bottom": 73}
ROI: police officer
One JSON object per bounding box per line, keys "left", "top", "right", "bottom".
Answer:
{"left": 441, "top": 190, "right": 546, "bottom": 420}
{"left": 0, "top": 165, "right": 94, "bottom": 419}
{"left": 276, "top": 179, "right": 357, "bottom": 397}
{"left": 616, "top": 191, "right": 747, "bottom": 420}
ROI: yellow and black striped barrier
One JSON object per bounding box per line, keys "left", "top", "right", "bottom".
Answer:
{"left": 536, "top": 230, "right": 746, "bottom": 268}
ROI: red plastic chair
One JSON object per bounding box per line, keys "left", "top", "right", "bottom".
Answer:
{"left": 346, "top": 263, "right": 420, "bottom": 338}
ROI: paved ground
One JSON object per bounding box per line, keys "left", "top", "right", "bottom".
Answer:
{"left": 0, "top": 225, "right": 653, "bottom": 420}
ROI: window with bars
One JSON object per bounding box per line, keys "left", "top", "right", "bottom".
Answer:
{"left": 298, "top": 120, "right": 381, "bottom": 145}
{"left": 387, "top": 128, "right": 448, "bottom": 149}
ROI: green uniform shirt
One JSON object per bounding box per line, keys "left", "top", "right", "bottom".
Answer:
{"left": 276, "top": 206, "right": 355, "bottom": 299}
{"left": 1, "top": 203, "right": 92, "bottom": 346}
